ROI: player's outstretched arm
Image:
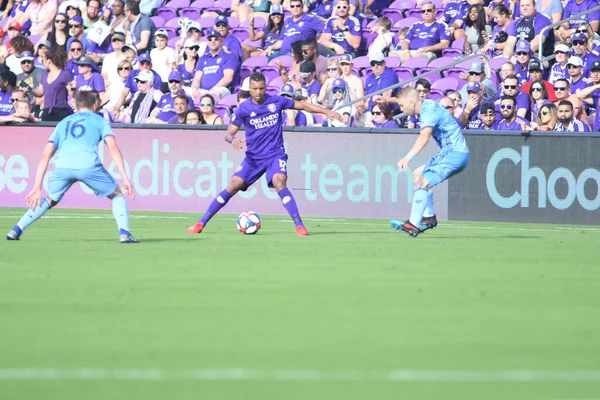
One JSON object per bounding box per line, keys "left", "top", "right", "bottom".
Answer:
{"left": 104, "top": 136, "right": 135, "bottom": 199}
{"left": 293, "top": 101, "right": 344, "bottom": 122}
{"left": 225, "top": 124, "right": 246, "bottom": 151}
{"left": 398, "top": 126, "right": 432, "bottom": 171}
{"left": 26, "top": 142, "right": 57, "bottom": 209}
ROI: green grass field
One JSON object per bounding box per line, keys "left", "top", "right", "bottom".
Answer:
{"left": 1, "top": 207, "right": 599, "bottom": 400}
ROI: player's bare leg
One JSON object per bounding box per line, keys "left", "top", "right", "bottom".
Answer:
{"left": 188, "top": 176, "right": 246, "bottom": 234}
{"left": 107, "top": 187, "right": 138, "bottom": 243}
{"left": 272, "top": 173, "right": 308, "bottom": 236}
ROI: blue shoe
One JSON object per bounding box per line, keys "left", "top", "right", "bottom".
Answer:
{"left": 119, "top": 234, "right": 139, "bottom": 243}
{"left": 6, "top": 230, "right": 20, "bottom": 240}
{"left": 390, "top": 219, "right": 404, "bottom": 232}
{"left": 390, "top": 220, "right": 420, "bottom": 237}
{"left": 419, "top": 215, "right": 438, "bottom": 233}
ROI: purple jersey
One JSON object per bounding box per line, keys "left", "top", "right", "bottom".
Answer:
{"left": 11, "top": 0, "right": 32, "bottom": 32}
{"left": 563, "top": 0, "right": 600, "bottom": 28}
{"left": 406, "top": 21, "right": 451, "bottom": 50}
{"left": 222, "top": 34, "right": 243, "bottom": 60}
{"left": 280, "top": 14, "right": 324, "bottom": 53}
{"left": 155, "top": 91, "right": 194, "bottom": 121}
{"left": 579, "top": 52, "right": 600, "bottom": 77}
{"left": 365, "top": 67, "right": 399, "bottom": 108}
{"left": 549, "top": 63, "right": 568, "bottom": 84}
{"left": 463, "top": 100, "right": 494, "bottom": 129}
{"left": 514, "top": 61, "right": 530, "bottom": 85}
{"left": 125, "top": 69, "right": 163, "bottom": 93}
{"left": 230, "top": 94, "right": 295, "bottom": 161}
{"left": 196, "top": 49, "right": 239, "bottom": 90}
{"left": 495, "top": 91, "right": 530, "bottom": 114}
{"left": 86, "top": 40, "right": 113, "bottom": 54}
{"left": 442, "top": 1, "right": 468, "bottom": 27}
{"left": 508, "top": 13, "right": 553, "bottom": 58}
{"left": 177, "top": 63, "right": 197, "bottom": 86}
{"left": 263, "top": 29, "right": 281, "bottom": 48}
{"left": 0, "top": 91, "right": 13, "bottom": 116}
{"left": 570, "top": 76, "right": 592, "bottom": 94}
{"left": 373, "top": 120, "right": 398, "bottom": 128}
{"left": 303, "top": 80, "right": 322, "bottom": 97}
{"left": 555, "top": 118, "right": 591, "bottom": 132}
{"left": 323, "top": 16, "right": 362, "bottom": 53}
{"left": 308, "top": 0, "right": 335, "bottom": 19}
{"left": 496, "top": 116, "right": 530, "bottom": 130}
{"left": 42, "top": 69, "right": 73, "bottom": 112}
{"left": 76, "top": 72, "right": 106, "bottom": 92}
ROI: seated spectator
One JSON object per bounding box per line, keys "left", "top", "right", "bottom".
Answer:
{"left": 308, "top": 0, "right": 336, "bottom": 22}
{"left": 355, "top": 51, "right": 398, "bottom": 127}
{"left": 150, "top": 29, "right": 176, "bottom": 92}
{"left": 126, "top": 70, "right": 161, "bottom": 124}
{"left": 146, "top": 71, "right": 193, "bottom": 124}
{"left": 536, "top": 0, "right": 563, "bottom": 23}
{"left": 499, "top": 61, "right": 515, "bottom": 82}
{"left": 554, "top": 77, "right": 590, "bottom": 125}
{"left": 549, "top": 43, "right": 571, "bottom": 84}
{"left": 481, "top": 4, "right": 513, "bottom": 58}
{"left": 121, "top": 43, "right": 138, "bottom": 68}
{"left": 496, "top": 95, "right": 531, "bottom": 130}
{"left": 178, "top": 39, "right": 200, "bottom": 88}
{"left": 459, "top": 61, "right": 497, "bottom": 106}
{"left": 400, "top": 2, "right": 450, "bottom": 62}
{"left": 281, "top": 84, "right": 308, "bottom": 127}
{"left": 104, "top": 59, "right": 132, "bottom": 111}
{"left": 167, "top": 95, "right": 190, "bottom": 124}
{"left": 16, "top": 51, "right": 44, "bottom": 96}
{"left": 479, "top": 101, "right": 498, "bottom": 130}
{"left": 113, "top": 53, "right": 162, "bottom": 116}
{"left": 497, "top": 74, "right": 530, "bottom": 118}
{"left": 124, "top": 0, "right": 155, "bottom": 54}
{"left": 73, "top": 55, "right": 104, "bottom": 93}
{"left": 570, "top": 32, "right": 600, "bottom": 77}
{"left": 39, "top": 13, "right": 70, "bottom": 51}
{"left": 199, "top": 94, "right": 224, "bottom": 125}
{"left": 175, "top": 22, "right": 203, "bottom": 65}
{"left": 300, "top": 38, "right": 328, "bottom": 83}
{"left": 0, "top": 70, "right": 18, "bottom": 117}
{"left": 15, "top": 0, "right": 57, "bottom": 36}
{"left": 513, "top": 39, "right": 537, "bottom": 85}
{"left": 369, "top": 102, "right": 397, "bottom": 128}
{"left": 459, "top": 81, "right": 494, "bottom": 129}
{"left": 555, "top": 100, "right": 590, "bottom": 132}
{"left": 464, "top": 4, "right": 491, "bottom": 55}
{"left": 3, "top": 0, "right": 31, "bottom": 35}
{"left": 108, "top": 0, "right": 127, "bottom": 35}
{"left": 295, "top": 60, "right": 321, "bottom": 104}
{"left": 558, "top": 0, "right": 600, "bottom": 41}
{"left": 367, "top": 16, "right": 394, "bottom": 59}
{"left": 191, "top": 30, "right": 238, "bottom": 101}
{"left": 439, "top": 0, "right": 468, "bottom": 41}
{"left": 407, "top": 78, "right": 431, "bottom": 129}
{"left": 318, "top": 0, "right": 361, "bottom": 57}
{"left": 505, "top": 0, "right": 554, "bottom": 60}
{"left": 533, "top": 102, "right": 558, "bottom": 131}
{"left": 214, "top": 15, "right": 243, "bottom": 61}
{"left": 576, "top": 60, "right": 600, "bottom": 128}
{"left": 521, "top": 59, "right": 558, "bottom": 101}
{"left": 5, "top": 35, "right": 34, "bottom": 75}
{"left": 102, "top": 32, "right": 127, "bottom": 85}
{"left": 339, "top": 54, "right": 364, "bottom": 104}
{"left": 446, "top": 90, "right": 463, "bottom": 118}
{"left": 244, "top": 5, "right": 284, "bottom": 59}
{"left": 231, "top": 0, "right": 271, "bottom": 24}
{"left": 66, "top": 39, "right": 85, "bottom": 77}
{"left": 83, "top": 0, "right": 101, "bottom": 30}
{"left": 325, "top": 78, "right": 352, "bottom": 127}
{"left": 567, "top": 56, "right": 592, "bottom": 94}
{"left": 318, "top": 57, "right": 343, "bottom": 105}
{"left": 529, "top": 80, "right": 550, "bottom": 123}
{"left": 35, "top": 40, "right": 51, "bottom": 69}
{"left": 185, "top": 109, "right": 206, "bottom": 124}
{"left": 12, "top": 94, "right": 38, "bottom": 122}
{"left": 30, "top": 46, "right": 73, "bottom": 121}
{"left": 66, "top": 16, "right": 90, "bottom": 54}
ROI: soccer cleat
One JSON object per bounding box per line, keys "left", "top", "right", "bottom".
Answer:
{"left": 6, "top": 230, "right": 21, "bottom": 240}
{"left": 419, "top": 215, "right": 438, "bottom": 233}
{"left": 390, "top": 220, "right": 420, "bottom": 237}
{"left": 119, "top": 234, "right": 139, "bottom": 243}
{"left": 187, "top": 222, "right": 205, "bottom": 234}
{"left": 296, "top": 226, "right": 309, "bottom": 236}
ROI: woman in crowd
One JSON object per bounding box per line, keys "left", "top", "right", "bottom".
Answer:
{"left": 325, "top": 78, "right": 353, "bottom": 127}
{"left": 104, "top": 59, "right": 132, "bottom": 113}
{"left": 30, "top": 45, "right": 73, "bottom": 121}
{"left": 318, "top": 58, "right": 342, "bottom": 105}
{"left": 127, "top": 72, "right": 161, "bottom": 124}
{"left": 38, "top": 13, "right": 70, "bottom": 51}
{"left": 15, "top": 0, "right": 57, "bottom": 36}
{"left": 369, "top": 103, "right": 397, "bottom": 128}
{"left": 65, "top": 3, "right": 82, "bottom": 19}
{"left": 533, "top": 103, "right": 559, "bottom": 131}
{"left": 464, "top": 4, "right": 491, "bottom": 55}
{"left": 529, "top": 80, "right": 549, "bottom": 123}
{"left": 339, "top": 54, "right": 364, "bottom": 105}
{"left": 177, "top": 39, "right": 200, "bottom": 88}
{"left": 243, "top": 5, "right": 284, "bottom": 59}
{"left": 481, "top": 4, "right": 513, "bottom": 57}
{"left": 185, "top": 110, "right": 206, "bottom": 125}
{"left": 109, "top": 0, "right": 128, "bottom": 34}
{"left": 199, "top": 94, "right": 224, "bottom": 125}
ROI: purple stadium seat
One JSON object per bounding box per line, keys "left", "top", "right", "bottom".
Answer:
{"left": 219, "top": 94, "right": 238, "bottom": 107}
{"left": 381, "top": 9, "right": 404, "bottom": 24}
{"left": 243, "top": 38, "right": 262, "bottom": 47}
{"left": 405, "top": 8, "right": 424, "bottom": 19}
{"left": 400, "top": 56, "right": 428, "bottom": 70}
{"left": 429, "top": 89, "right": 444, "bottom": 100}
{"left": 442, "top": 48, "right": 463, "bottom": 58}
{"left": 393, "top": 17, "right": 419, "bottom": 29}
{"left": 190, "top": 0, "right": 214, "bottom": 8}
{"left": 394, "top": 67, "right": 413, "bottom": 81}
{"left": 151, "top": 15, "right": 165, "bottom": 28}
{"left": 157, "top": 8, "right": 178, "bottom": 21}
{"left": 451, "top": 37, "right": 465, "bottom": 49}
{"left": 214, "top": 104, "right": 231, "bottom": 119}
{"left": 352, "top": 55, "right": 371, "bottom": 70}
{"left": 490, "top": 57, "right": 510, "bottom": 71}
{"left": 361, "top": 31, "right": 377, "bottom": 49}
{"left": 179, "top": 7, "right": 201, "bottom": 19}
{"left": 227, "top": 16, "right": 240, "bottom": 27}
{"left": 168, "top": 36, "right": 180, "bottom": 48}
{"left": 198, "top": 16, "right": 216, "bottom": 29}
{"left": 257, "top": 65, "right": 280, "bottom": 82}
{"left": 390, "top": 0, "right": 414, "bottom": 9}
{"left": 240, "top": 16, "right": 266, "bottom": 29}
{"left": 431, "top": 77, "right": 459, "bottom": 91}
{"left": 164, "top": 17, "right": 181, "bottom": 28}
{"left": 240, "top": 66, "right": 253, "bottom": 81}
{"left": 166, "top": 0, "right": 190, "bottom": 8}
{"left": 313, "top": 114, "right": 323, "bottom": 125}
{"left": 268, "top": 55, "right": 293, "bottom": 68}
{"left": 230, "top": 26, "right": 249, "bottom": 41}
{"left": 266, "top": 86, "right": 280, "bottom": 96}
{"left": 216, "top": 0, "right": 232, "bottom": 8}
{"left": 162, "top": 27, "right": 178, "bottom": 39}
{"left": 385, "top": 56, "right": 401, "bottom": 68}
{"left": 242, "top": 55, "right": 268, "bottom": 69}
{"left": 268, "top": 76, "right": 285, "bottom": 88}
{"left": 445, "top": 60, "right": 472, "bottom": 81}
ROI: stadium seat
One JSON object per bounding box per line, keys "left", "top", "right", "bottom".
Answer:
{"left": 190, "top": 0, "right": 214, "bottom": 8}
{"left": 381, "top": 9, "right": 404, "bottom": 24}
{"left": 179, "top": 7, "right": 201, "bottom": 19}
{"left": 219, "top": 94, "right": 238, "bottom": 107}
{"left": 242, "top": 38, "right": 262, "bottom": 48}
{"left": 451, "top": 37, "right": 465, "bottom": 50}
{"left": 429, "top": 89, "right": 444, "bottom": 100}
{"left": 361, "top": 31, "right": 378, "bottom": 50}
{"left": 431, "top": 77, "right": 459, "bottom": 91}
{"left": 389, "top": 0, "right": 414, "bottom": 9}
{"left": 442, "top": 48, "right": 463, "bottom": 58}
{"left": 242, "top": 55, "right": 268, "bottom": 69}
{"left": 151, "top": 15, "right": 165, "bottom": 28}
{"left": 257, "top": 65, "right": 280, "bottom": 83}
{"left": 385, "top": 56, "right": 401, "bottom": 68}
{"left": 198, "top": 16, "right": 216, "bottom": 29}
{"left": 444, "top": 59, "right": 473, "bottom": 81}
{"left": 352, "top": 55, "right": 371, "bottom": 71}
{"left": 161, "top": 27, "right": 178, "bottom": 39}
{"left": 405, "top": 8, "right": 424, "bottom": 19}
{"left": 240, "top": 16, "right": 266, "bottom": 29}
{"left": 421, "top": 57, "right": 455, "bottom": 80}
{"left": 164, "top": 17, "right": 181, "bottom": 28}
{"left": 268, "top": 76, "right": 285, "bottom": 88}
{"left": 266, "top": 86, "right": 280, "bottom": 96}
{"left": 490, "top": 57, "right": 510, "bottom": 71}
{"left": 268, "top": 55, "right": 294, "bottom": 68}
{"left": 157, "top": 7, "right": 178, "bottom": 21}
{"left": 168, "top": 36, "right": 180, "bottom": 48}
{"left": 393, "top": 17, "right": 419, "bottom": 29}
{"left": 230, "top": 27, "right": 250, "bottom": 41}
{"left": 165, "top": 0, "right": 190, "bottom": 8}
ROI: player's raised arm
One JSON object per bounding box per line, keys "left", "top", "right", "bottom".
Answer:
{"left": 293, "top": 101, "right": 344, "bottom": 122}
{"left": 104, "top": 136, "right": 135, "bottom": 199}
{"left": 26, "top": 142, "right": 57, "bottom": 209}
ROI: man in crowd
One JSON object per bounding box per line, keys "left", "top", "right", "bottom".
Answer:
{"left": 498, "top": 74, "right": 530, "bottom": 118}
{"left": 496, "top": 95, "right": 530, "bottom": 130}
{"left": 124, "top": 0, "right": 156, "bottom": 54}
{"left": 460, "top": 81, "right": 494, "bottom": 129}
{"left": 213, "top": 15, "right": 242, "bottom": 61}
{"left": 400, "top": 1, "right": 450, "bottom": 62}
{"left": 146, "top": 71, "right": 193, "bottom": 124}
{"left": 555, "top": 100, "right": 590, "bottom": 132}
{"left": 318, "top": 0, "right": 362, "bottom": 57}
{"left": 168, "top": 95, "right": 190, "bottom": 124}
{"left": 505, "top": 0, "right": 554, "bottom": 60}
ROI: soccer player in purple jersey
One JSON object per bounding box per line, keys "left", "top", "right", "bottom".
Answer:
{"left": 187, "top": 73, "right": 343, "bottom": 236}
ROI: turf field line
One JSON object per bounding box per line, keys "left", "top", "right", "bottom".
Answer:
{"left": 1, "top": 368, "right": 600, "bottom": 382}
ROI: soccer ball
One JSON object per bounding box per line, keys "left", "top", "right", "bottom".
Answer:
{"left": 237, "top": 211, "right": 262, "bottom": 234}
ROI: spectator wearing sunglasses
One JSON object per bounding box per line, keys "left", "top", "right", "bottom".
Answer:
{"left": 318, "top": 58, "right": 342, "bottom": 105}
{"left": 294, "top": 60, "right": 321, "bottom": 104}
{"left": 566, "top": 56, "right": 592, "bottom": 95}
{"left": 66, "top": 16, "right": 90, "bottom": 55}
{"left": 244, "top": 5, "right": 284, "bottom": 59}
{"left": 407, "top": 79, "right": 431, "bottom": 129}
{"left": 318, "top": 0, "right": 361, "bottom": 57}
{"left": 458, "top": 61, "right": 497, "bottom": 106}
{"left": 175, "top": 23, "right": 204, "bottom": 65}
{"left": 528, "top": 80, "right": 551, "bottom": 123}
{"left": 198, "top": 94, "right": 224, "bottom": 125}
{"left": 112, "top": 53, "right": 162, "bottom": 118}
{"left": 532, "top": 102, "right": 558, "bottom": 131}
{"left": 570, "top": 32, "right": 600, "bottom": 78}
{"left": 146, "top": 71, "right": 193, "bottom": 124}
{"left": 355, "top": 52, "right": 398, "bottom": 127}
{"left": 512, "top": 39, "right": 537, "bottom": 85}
{"left": 213, "top": 15, "right": 243, "bottom": 61}
{"left": 555, "top": 100, "right": 590, "bottom": 132}
{"left": 504, "top": 0, "right": 554, "bottom": 61}
{"left": 496, "top": 95, "right": 531, "bottom": 130}
{"left": 66, "top": 40, "right": 85, "bottom": 77}
{"left": 37, "top": 13, "right": 69, "bottom": 52}
{"left": 576, "top": 61, "right": 600, "bottom": 129}
{"left": 520, "top": 59, "right": 557, "bottom": 100}
{"left": 104, "top": 59, "right": 132, "bottom": 112}
{"left": 16, "top": 51, "right": 44, "bottom": 95}
{"left": 369, "top": 102, "right": 396, "bottom": 129}
{"left": 400, "top": 2, "right": 450, "bottom": 62}
{"left": 325, "top": 78, "right": 352, "bottom": 127}
{"left": 548, "top": 43, "right": 571, "bottom": 85}
{"left": 300, "top": 38, "right": 328, "bottom": 84}
{"left": 263, "top": 0, "right": 324, "bottom": 61}
{"left": 177, "top": 39, "right": 202, "bottom": 87}
{"left": 496, "top": 74, "right": 529, "bottom": 119}
{"left": 101, "top": 32, "right": 127, "bottom": 84}
{"left": 558, "top": 0, "right": 600, "bottom": 42}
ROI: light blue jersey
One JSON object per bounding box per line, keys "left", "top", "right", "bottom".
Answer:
{"left": 48, "top": 111, "right": 114, "bottom": 170}
{"left": 419, "top": 100, "right": 469, "bottom": 155}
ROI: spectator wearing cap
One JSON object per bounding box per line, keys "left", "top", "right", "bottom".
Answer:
{"left": 555, "top": 100, "right": 591, "bottom": 132}
{"left": 66, "top": 16, "right": 90, "bottom": 54}
{"left": 566, "top": 56, "right": 592, "bottom": 95}
{"left": 357, "top": 52, "right": 398, "bottom": 127}
{"left": 244, "top": 5, "right": 284, "bottom": 59}
{"left": 14, "top": 0, "right": 57, "bottom": 36}
{"left": 191, "top": 30, "right": 239, "bottom": 100}
{"left": 459, "top": 81, "right": 494, "bottom": 129}
{"left": 16, "top": 51, "right": 44, "bottom": 96}
{"left": 339, "top": 54, "right": 365, "bottom": 106}
{"left": 83, "top": 0, "right": 101, "bottom": 30}
{"left": 439, "top": 0, "right": 469, "bottom": 41}
{"left": 318, "top": 57, "right": 343, "bottom": 104}
{"left": 37, "top": 13, "right": 69, "bottom": 52}
{"left": 108, "top": 0, "right": 127, "bottom": 35}
{"left": 263, "top": 0, "right": 324, "bottom": 60}
{"left": 146, "top": 71, "right": 194, "bottom": 124}
{"left": 175, "top": 22, "right": 204, "bottom": 64}
{"left": 73, "top": 55, "right": 105, "bottom": 94}
{"left": 0, "top": 70, "right": 18, "bottom": 117}
{"left": 300, "top": 38, "right": 328, "bottom": 83}
{"left": 295, "top": 60, "right": 322, "bottom": 104}
{"left": 5, "top": 36, "right": 34, "bottom": 75}
{"left": 504, "top": 0, "right": 554, "bottom": 60}
{"left": 29, "top": 46, "right": 73, "bottom": 121}
{"left": 496, "top": 95, "right": 531, "bottom": 130}
{"left": 513, "top": 39, "right": 536, "bottom": 85}
{"left": 3, "top": 1, "right": 31, "bottom": 34}
{"left": 124, "top": 0, "right": 156, "bottom": 54}
{"left": 4, "top": 21, "right": 23, "bottom": 56}
{"left": 368, "top": 16, "right": 394, "bottom": 60}
{"left": 571, "top": 32, "right": 600, "bottom": 78}
{"left": 549, "top": 43, "right": 571, "bottom": 84}
{"left": 521, "top": 59, "right": 558, "bottom": 101}
{"left": 177, "top": 39, "right": 201, "bottom": 87}
{"left": 112, "top": 52, "right": 162, "bottom": 115}
{"left": 150, "top": 29, "right": 176, "bottom": 91}
{"left": 121, "top": 43, "right": 138, "bottom": 68}
{"left": 281, "top": 84, "right": 305, "bottom": 126}
{"left": 497, "top": 74, "right": 530, "bottom": 119}
{"left": 400, "top": 2, "right": 450, "bottom": 62}
{"left": 102, "top": 32, "right": 127, "bottom": 84}
{"left": 318, "top": 0, "right": 361, "bottom": 57}
{"left": 166, "top": 95, "right": 191, "bottom": 124}
{"left": 576, "top": 61, "right": 600, "bottom": 129}
{"left": 458, "top": 61, "right": 497, "bottom": 106}
{"left": 122, "top": 69, "right": 161, "bottom": 123}
{"left": 325, "top": 78, "right": 352, "bottom": 127}
{"left": 66, "top": 39, "right": 85, "bottom": 77}
{"left": 35, "top": 40, "right": 51, "bottom": 68}
{"left": 214, "top": 15, "right": 243, "bottom": 61}
{"left": 558, "top": 0, "right": 600, "bottom": 41}
{"left": 479, "top": 102, "right": 498, "bottom": 130}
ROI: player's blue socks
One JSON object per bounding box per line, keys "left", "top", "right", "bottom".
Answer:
{"left": 15, "top": 198, "right": 51, "bottom": 232}
{"left": 200, "top": 189, "right": 232, "bottom": 225}
{"left": 409, "top": 187, "right": 428, "bottom": 227}
{"left": 278, "top": 188, "right": 304, "bottom": 227}
{"left": 111, "top": 194, "right": 130, "bottom": 234}
{"left": 423, "top": 189, "right": 434, "bottom": 217}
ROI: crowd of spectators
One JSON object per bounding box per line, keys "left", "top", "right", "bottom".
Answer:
{"left": 0, "top": 0, "right": 599, "bottom": 132}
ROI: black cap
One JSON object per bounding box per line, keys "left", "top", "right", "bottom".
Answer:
{"left": 299, "top": 60, "right": 316, "bottom": 74}
{"left": 528, "top": 60, "right": 543, "bottom": 71}
{"left": 480, "top": 102, "right": 495, "bottom": 115}
{"left": 591, "top": 61, "right": 600, "bottom": 71}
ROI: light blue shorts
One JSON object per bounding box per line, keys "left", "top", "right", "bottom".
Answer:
{"left": 422, "top": 151, "right": 469, "bottom": 187}
{"left": 48, "top": 166, "right": 118, "bottom": 202}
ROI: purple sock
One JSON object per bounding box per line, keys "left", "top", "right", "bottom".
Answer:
{"left": 278, "top": 188, "right": 304, "bottom": 227}
{"left": 200, "top": 189, "right": 233, "bottom": 225}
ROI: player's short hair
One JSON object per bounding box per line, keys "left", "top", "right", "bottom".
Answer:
{"left": 558, "top": 100, "right": 573, "bottom": 110}
{"left": 397, "top": 87, "right": 420, "bottom": 102}
{"left": 500, "top": 95, "right": 516, "bottom": 106}
{"left": 74, "top": 90, "right": 96, "bottom": 110}
{"left": 249, "top": 72, "right": 266, "bottom": 85}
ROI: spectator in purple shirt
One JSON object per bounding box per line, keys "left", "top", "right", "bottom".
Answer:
{"left": 558, "top": 0, "right": 600, "bottom": 40}
{"left": 147, "top": 71, "right": 194, "bottom": 124}
{"left": 73, "top": 56, "right": 105, "bottom": 93}
{"left": 30, "top": 46, "right": 73, "bottom": 121}
{"left": 264, "top": 0, "right": 324, "bottom": 60}
{"left": 296, "top": 60, "right": 322, "bottom": 102}
{"left": 555, "top": 99, "right": 591, "bottom": 132}
{"left": 213, "top": 15, "right": 243, "bottom": 61}
{"left": 66, "top": 16, "right": 90, "bottom": 54}
{"left": 497, "top": 74, "right": 530, "bottom": 118}
{"left": 400, "top": 1, "right": 451, "bottom": 62}
{"left": 167, "top": 95, "right": 191, "bottom": 124}
{"left": 479, "top": 101, "right": 498, "bottom": 130}
{"left": 440, "top": 0, "right": 469, "bottom": 41}
{"left": 505, "top": 0, "right": 554, "bottom": 60}
{"left": 567, "top": 56, "right": 592, "bottom": 95}
{"left": 0, "top": 70, "right": 18, "bottom": 117}
{"left": 369, "top": 102, "right": 397, "bottom": 129}
{"left": 570, "top": 32, "right": 600, "bottom": 78}
{"left": 112, "top": 53, "right": 162, "bottom": 118}
{"left": 496, "top": 95, "right": 531, "bottom": 130}
{"left": 460, "top": 80, "right": 494, "bottom": 129}
{"left": 66, "top": 40, "right": 85, "bottom": 77}
{"left": 318, "top": 0, "right": 362, "bottom": 57}
{"left": 355, "top": 52, "right": 399, "bottom": 127}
